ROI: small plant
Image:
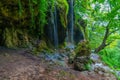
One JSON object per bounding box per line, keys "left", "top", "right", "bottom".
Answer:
{"left": 84, "top": 60, "right": 92, "bottom": 70}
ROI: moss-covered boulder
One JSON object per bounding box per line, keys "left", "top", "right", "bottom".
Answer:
{"left": 74, "top": 40, "right": 91, "bottom": 71}
{"left": 75, "top": 40, "right": 91, "bottom": 57}
{"left": 32, "top": 40, "right": 47, "bottom": 54}
{"left": 74, "top": 56, "right": 90, "bottom": 71}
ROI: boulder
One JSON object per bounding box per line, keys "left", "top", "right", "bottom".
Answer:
{"left": 74, "top": 56, "right": 90, "bottom": 71}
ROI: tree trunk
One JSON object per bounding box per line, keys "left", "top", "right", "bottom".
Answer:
{"left": 95, "top": 26, "right": 109, "bottom": 53}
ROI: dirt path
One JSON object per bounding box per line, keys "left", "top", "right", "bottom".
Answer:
{"left": 0, "top": 48, "right": 117, "bottom": 80}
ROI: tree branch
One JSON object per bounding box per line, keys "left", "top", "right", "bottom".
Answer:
{"left": 109, "top": 28, "right": 119, "bottom": 36}
{"left": 95, "top": 20, "right": 111, "bottom": 53}
{"left": 106, "top": 39, "right": 116, "bottom": 46}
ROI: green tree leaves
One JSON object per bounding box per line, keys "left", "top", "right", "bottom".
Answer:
{"left": 74, "top": 0, "right": 120, "bottom": 52}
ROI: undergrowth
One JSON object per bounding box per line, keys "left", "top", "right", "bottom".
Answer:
{"left": 99, "top": 47, "right": 120, "bottom": 79}
{"left": 99, "top": 47, "right": 120, "bottom": 70}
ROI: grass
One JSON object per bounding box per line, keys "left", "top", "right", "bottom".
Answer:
{"left": 99, "top": 47, "right": 120, "bottom": 70}
{"left": 99, "top": 47, "right": 120, "bottom": 79}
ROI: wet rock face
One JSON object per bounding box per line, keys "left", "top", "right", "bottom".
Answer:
{"left": 0, "top": 0, "right": 38, "bottom": 47}
{"left": 74, "top": 56, "right": 90, "bottom": 71}
{"left": 74, "top": 26, "right": 84, "bottom": 44}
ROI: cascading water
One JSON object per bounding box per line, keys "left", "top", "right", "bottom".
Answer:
{"left": 53, "top": 6, "right": 59, "bottom": 48}
{"left": 69, "top": 0, "right": 74, "bottom": 43}
{"left": 51, "top": 5, "right": 59, "bottom": 48}
{"left": 66, "top": 0, "right": 74, "bottom": 49}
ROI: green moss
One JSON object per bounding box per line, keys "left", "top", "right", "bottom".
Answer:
{"left": 0, "top": 0, "right": 49, "bottom": 47}
{"left": 38, "top": 0, "right": 48, "bottom": 35}
{"left": 18, "top": 0, "right": 22, "bottom": 17}
{"left": 32, "top": 40, "right": 53, "bottom": 55}
{"left": 56, "top": 0, "right": 69, "bottom": 28}
{"left": 3, "top": 28, "right": 23, "bottom": 48}
{"left": 0, "top": 0, "right": 68, "bottom": 48}
{"left": 37, "top": 40, "right": 47, "bottom": 52}
{"left": 57, "top": 0, "right": 69, "bottom": 15}
{"left": 75, "top": 40, "right": 91, "bottom": 57}
{"left": 29, "top": 0, "right": 35, "bottom": 28}
{"left": 3, "top": 28, "right": 14, "bottom": 48}
{"left": 3, "top": 27, "right": 31, "bottom": 48}
{"left": 68, "top": 51, "right": 76, "bottom": 64}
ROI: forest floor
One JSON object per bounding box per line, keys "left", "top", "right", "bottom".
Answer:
{"left": 0, "top": 48, "right": 117, "bottom": 80}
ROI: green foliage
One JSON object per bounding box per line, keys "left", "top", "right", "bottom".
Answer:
{"left": 76, "top": 0, "right": 120, "bottom": 51}
{"left": 38, "top": 0, "right": 48, "bottom": 35}
{"left": 98, "top": 40, "right": 120, "bottom": 79}
{"left": 99, "top": 46, "right": 120, "bottom": 70}
{"left": 18, "top": 0, "right": 49, "bottom": 35}
{"left": 1, "top": 0, "right": 120, "bottom": 52}
{"left": 89, "top": 26, "right": 105, "bottom": 49}
{"left": 18, "top": 0, "right": 22, "bottom": 17}
{"left": 29, "top": 0, "right": 35, "bottom": 28}
{"left": 1, "top": 0, "right": 50, "bottom": 47}
{"left": 84, "top": 62, "right": 92, "bottom": 70}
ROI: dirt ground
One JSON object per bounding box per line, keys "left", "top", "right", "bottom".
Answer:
{"left": 0, "top": 48, "right": 117, "bottom": 80}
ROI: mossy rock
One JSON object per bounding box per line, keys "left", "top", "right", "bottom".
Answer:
{"left": 0, "top": 0, "right": 40, "bottom": 47}
{"left": 36, "top": 40, "right": 48, "bottom": 52}
{"left": 68, "top": 50, "right": 76, "bottom": 64}
{"left": 75, "top": 40, "right": 91, "bottom": 57}
{"left": 32, "top": 40, "right": 53, "bottom": 55}
{"left": 56, "top": 0, "right": 69, "bottom": 28}
{"left": 74, "top": 56, "right": 91, "bottom": 71}
{"left": 73, "top": 40, "right": 91, "bottom": 71}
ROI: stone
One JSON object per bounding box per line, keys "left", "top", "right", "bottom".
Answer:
{"left": 115, "top": 71, "right": 120, "bottom": 76}
{"left": 90, "top": 53, "right": 100, "bottom": 63}
{"left": 103, "top": 73, "right": 110, "bottom": 77}
{"left": 74, "top": 56, "right": 90, "bottom": 71}
{"left": 98, "top": 71, "right": 104, "bottom": 75}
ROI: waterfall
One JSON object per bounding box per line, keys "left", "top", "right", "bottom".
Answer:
{"left": 70, "top": 0, "right": 74, "bottom": 44}
{"left": 67, "top": 0, "right": 74, "bottom": 44}
{"left": 66, "top": 0, "right": 74, "bottom": 49}
{"left": 51, "top": 5, "right": 59, "bottom": 48}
